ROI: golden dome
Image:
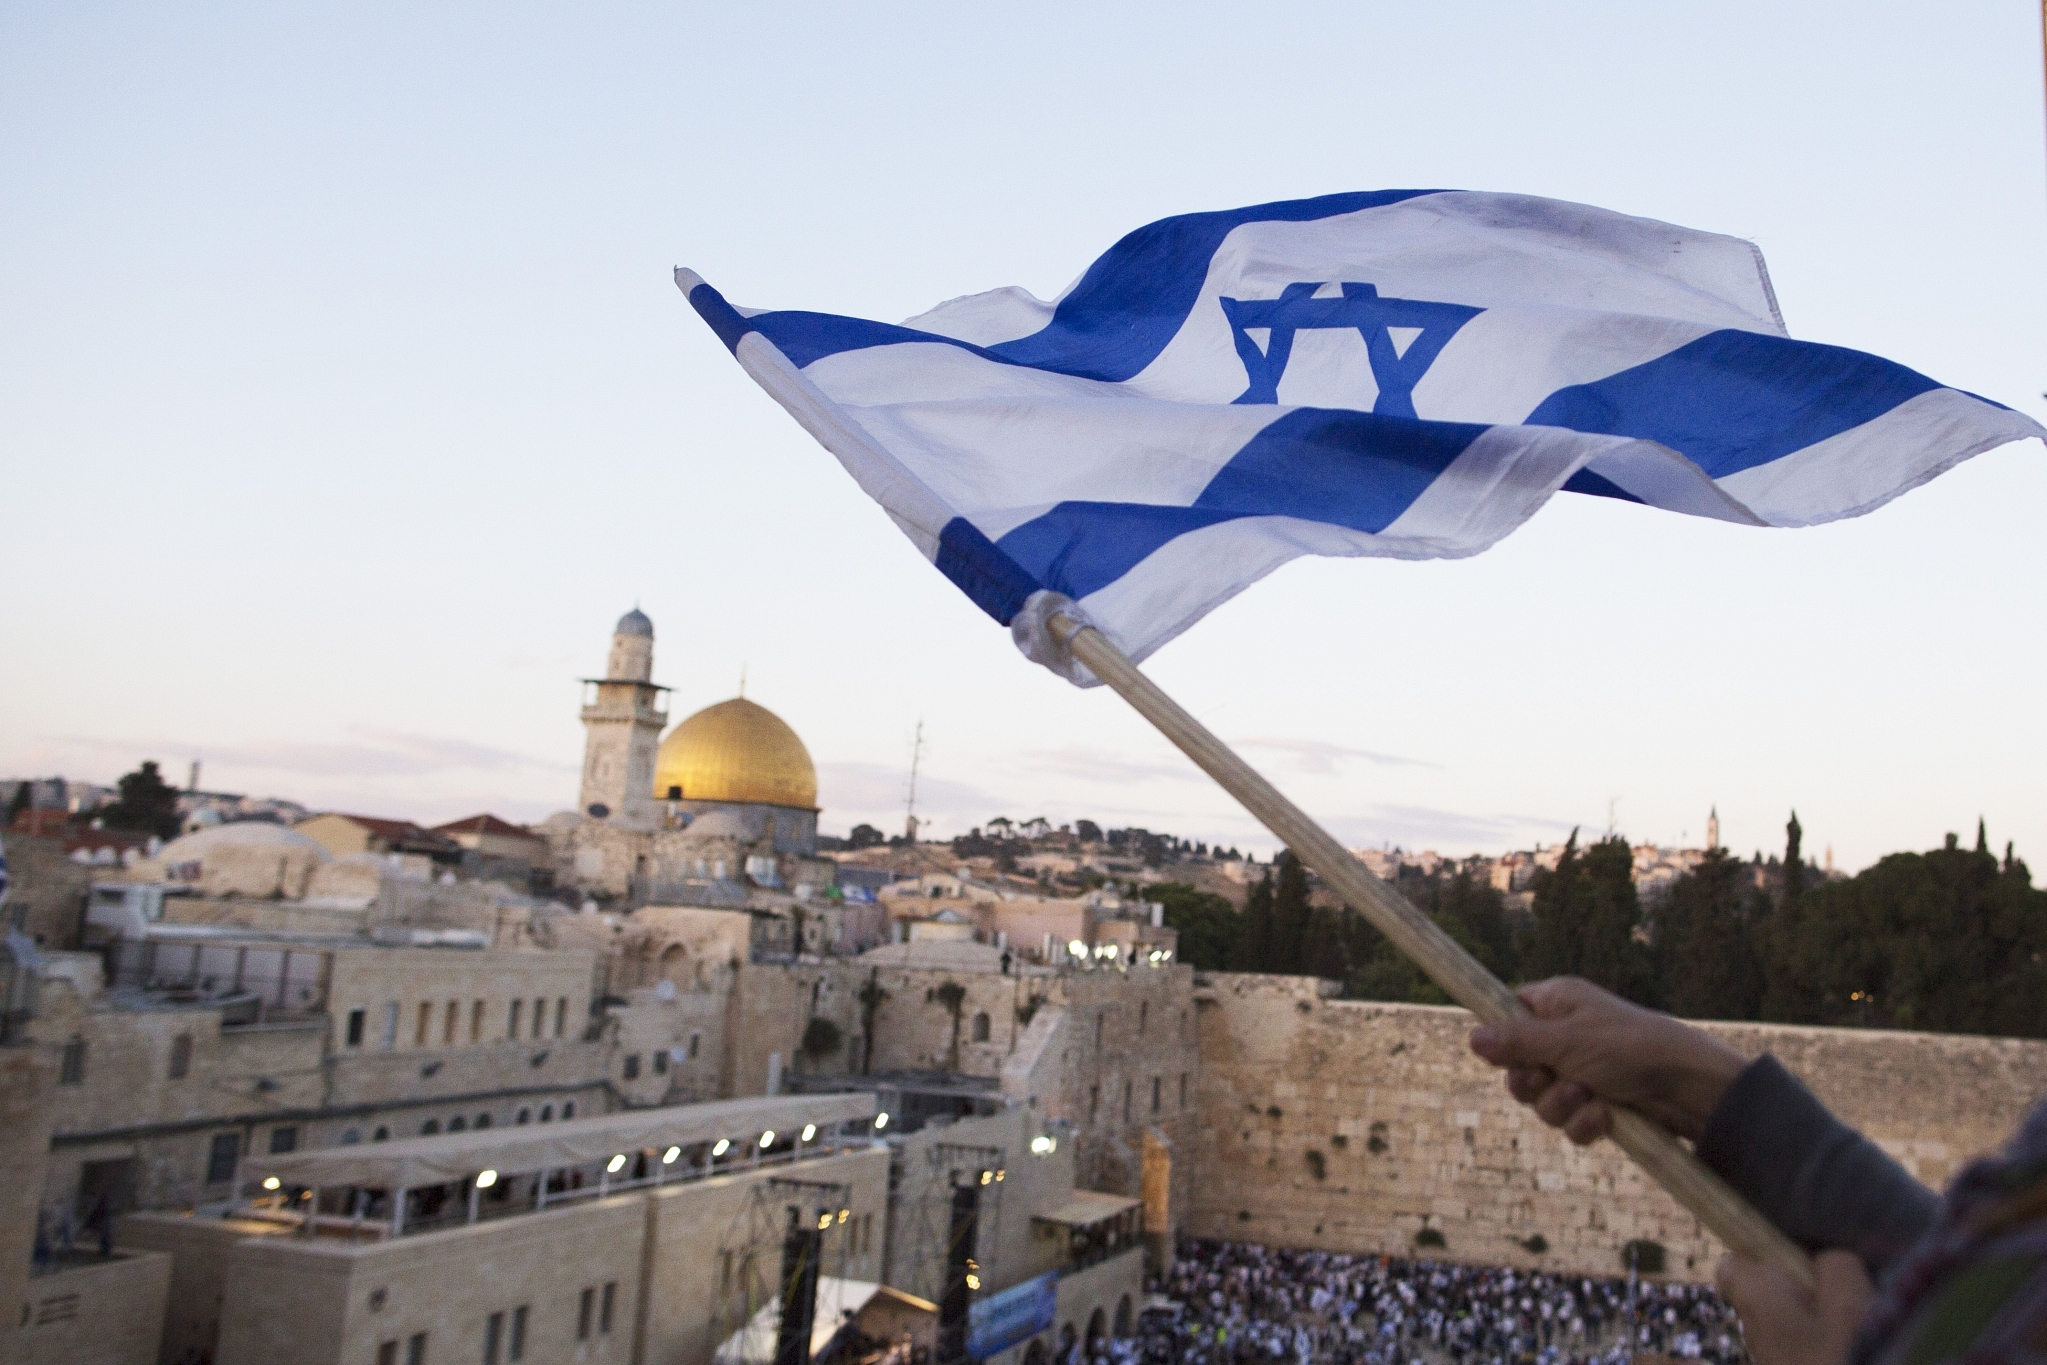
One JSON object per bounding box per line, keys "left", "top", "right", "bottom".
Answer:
{"left": 653, "top": 697, "right": 818, "bottom": 810}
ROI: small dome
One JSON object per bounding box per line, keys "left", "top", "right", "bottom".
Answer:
{"left": 615, "top": 607, "right": 653, "bottom": 639}
{"left": 654, "top": 698, "right": 817, "bottom": 810}
{"left": 159, "top": 822, "right": 331, "bottom": 863}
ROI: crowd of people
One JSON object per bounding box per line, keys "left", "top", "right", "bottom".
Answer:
{"left": 1135, "top": 1240, "right": 1748, "bottom": 1365}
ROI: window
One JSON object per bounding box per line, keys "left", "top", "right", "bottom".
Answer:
{"left": 470, "top": 1001, "right": 484, "bottom": 1044}
{"left": 652, "top": 1050, "right": 667, "bottom": 1076}
{"left": 475, "top": 1113, "right": 491, "bottom": 1130}
{"left": 623, "top": 1055, "right": 640, "bottom": 1080}
{"left": 688, "top": 1032, "right": 701, "bottom": 1059}
{"left": 971, "top": 1012, "right": 990, "bottom": 1043}
{"left": 562, "top": 1101, "right": 575, "bottom": 1119}
{"left": 421, "top": 1119, "right": 440, "bottom": 1136}
{"left": 416, "top": 1003, "right": 431, "bottom": 1047}
{"left": 443, "top": 1001, "right": 458, "bottom": 1046}
{"left": 59, "top": 1036, "right": 84, "bottom": 1085}
{"left": 1123, "top": 1080, "right": 1132, "bottom": 1123}
{"left": 600, "top": 1282, "right": 615, "bottom": 1334}
{"left": 1140, "top": 1001, "right": 1148, "bottom": 1033}
{"left": 1089, "top": 1085, "right": 1099, "bottom": 1121}
{"left": 448, "top": 1117, "right": 466, "bottom": 1133}
{"left": 531, "top": 998, "right": 545, "bottom": 1039}
{"left": 269, "top": 1126, "right": 298, "bottom": 1155}
{"left": 381, "top": 1001, "right": 399, "bottom": 1049}
{"left": 378, "top": 1343, "right": 397, "bottom": 1365}
{"left": 577, "top": 1287, "right": 595, "bottom": 1341}
{"left": 342, "top": 1129, "right": 361, "bottom": 1145}
{"left": 507, "top": 1000, "right": 522, "bottom": 1039}
{"left": 373, "top": 1125, "right": 390, "bottom": 1141}
{"left": 406, "top": 1332, "right": 427, "bottom": 1365}
{"left": 206, "top": 1132, "right": 240, "bottom": 1184}
{"left": 539, "top": 1104, "right": 553, "bottom": 1122}
{"left": 484, "top": 1311, "right": 503, "bottom": 1365}
{"left": 169, "top": 1032, "right": 193, "bottom": 1078}
{"left": 1179, "top": 1072, "right": 1188, "bottom": 1108}
{"left": 554, "top": 998, "right": 567, "bottom": 1038}
{"left": 515, "top": 1108, "right": 531, "bottom": 1126}
{"left": 509, "top": 1306, "right": 528, "bottom": 1361}
{"left": 345, "top": 1008, "right": 366, "bottom": 1048}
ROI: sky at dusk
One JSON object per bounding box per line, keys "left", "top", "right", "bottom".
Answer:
{"left": 5, "top": 2, "right": 2043, "bottom": 870}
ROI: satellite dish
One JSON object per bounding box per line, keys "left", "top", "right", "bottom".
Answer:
{"left": 587, "top": 803, "right": 610, "bottom": 818}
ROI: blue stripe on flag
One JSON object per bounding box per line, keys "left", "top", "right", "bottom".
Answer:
{"left": 985, "top": 190, "right": 1446, "bottom": 382}
{"left": 695, "top": 191, "right": 1449, "bottom": 378}
{"left": 995, "top": 408, "right": 1489, "bottom": 602}
{"left": 935, "top": 519, "right": 1044, "bottom": 625}
{"left": 1529, "top": 329, "right": 1945, "bottom": 479}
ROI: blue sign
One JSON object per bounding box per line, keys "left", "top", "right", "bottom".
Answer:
{"left": 967, "top": 1271, "right": 1057, "bottom": 1358}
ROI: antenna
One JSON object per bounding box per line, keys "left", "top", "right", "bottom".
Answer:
{"left": 904, "top": 720, "right": 924, "bottom": 842}
{"left": 739, "top": 663, "right": 747, "bottom": 699}
{"left": 1606, "top": 797, "right": 1620, "bottom": 839}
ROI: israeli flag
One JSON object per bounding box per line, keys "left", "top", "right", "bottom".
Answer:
{"left": 678, "top": 191, "right": 2040, "bottom": 683}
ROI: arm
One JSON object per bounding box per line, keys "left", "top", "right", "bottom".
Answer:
{"left": 1468, "top": 978, "right": 1938, "bottom": 1276}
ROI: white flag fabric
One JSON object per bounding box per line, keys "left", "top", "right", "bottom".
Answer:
{"left": 677, "top": 191, "right": 2040, "bottom": 684}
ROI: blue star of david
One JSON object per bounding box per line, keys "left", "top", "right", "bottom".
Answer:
{"left": 1220, "top": 282, "right": 1482, "bottom": 418}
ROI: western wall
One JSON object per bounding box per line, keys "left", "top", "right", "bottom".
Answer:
{"left": 1185, "top": 972, "right": 2047, "bottom": 1279}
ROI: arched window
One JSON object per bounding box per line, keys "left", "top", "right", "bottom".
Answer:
{"left": 515, "top": 1108, "right": 531, "bottom": 1125}
{"left": 475, "top": 1113, "right": 491, "bottom": 1130}
{"left": 372, "top": 1126, "right": 390, "bottom": 1142}
{"left": 971, "top": 1012, "right": 991, "bottom": 1043}
{"left": 421, "top": 1119, "right": 440, "bottom": 1136}
{"left": 540, "top": 1104, "right": 554, "bottom": 1122}
{"left": 1115, "top": 1294, "right": 1133, "bottom": 1339}
{"left": 562, "top": 1101, "right": 576, "bottom": 1119}
{"left": 1086, "top": 1307, "right": 1107, "bottom": 1351}
{"left": 448, "top": 1116, "right": 466, "bottom": 1133}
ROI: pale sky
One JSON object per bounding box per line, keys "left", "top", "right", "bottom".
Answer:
{"left": 5, "top": 3, "right": 2043, "bottom": 871}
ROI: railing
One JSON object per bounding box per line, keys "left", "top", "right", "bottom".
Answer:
{"left": 249, "top": 1134, "right": 877, "bottom": 1241}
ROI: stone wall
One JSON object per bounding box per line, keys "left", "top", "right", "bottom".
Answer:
{"left": 1186, "top": 974, "right": 2047, "bottom": 1281}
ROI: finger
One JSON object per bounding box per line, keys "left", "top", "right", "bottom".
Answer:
{"left": 1814, "top": 1250, "right": 1874, "bottom": 1339}
{"left": 1535, "top": 1080, "right": 1592, "bottom": 1129}
{"left": 1562, "top": 1098, "right": 1611, "bottom": 1146}
{"left": 1716, "top": 1254, "right": 1813, "bottom": 1320}
{"left": 1506, "top": 1066, "right": 1556, "bottom": 1105}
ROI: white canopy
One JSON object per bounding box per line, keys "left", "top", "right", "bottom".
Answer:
{"left": 242, "top": 1092, "right": 878, "bottom": 1190}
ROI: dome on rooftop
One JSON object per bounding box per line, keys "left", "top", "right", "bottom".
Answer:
{"left": 158, "top": 821, "right": 330, "bottom": 863}
{"left": 615, "top": 607, "right": 653, "bottom": 639}
{"left": 653, "top": 698, "right": 817, "bottom": 811}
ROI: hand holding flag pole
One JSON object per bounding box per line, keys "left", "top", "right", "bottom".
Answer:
{"left": 1047, "top": 608, "right": 1817, "bottom": 1292}
{"left": 681, "top": 188, "right": 2041, "bottom": 1298}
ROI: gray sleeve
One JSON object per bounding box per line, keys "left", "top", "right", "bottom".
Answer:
{"left": 1695, "top": 1053, "right": 1940, "bottom": 1278}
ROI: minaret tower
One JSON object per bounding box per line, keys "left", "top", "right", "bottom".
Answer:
{"left": 1706, "top": 806, "right": 1720, "bottom": 851}
{"left": 578, "top": 608, "right": 669, "bottom": 829}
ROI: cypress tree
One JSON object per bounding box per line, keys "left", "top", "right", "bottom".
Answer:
{"left": 1236, "top": 870, "right": 1277, "bottom": 973}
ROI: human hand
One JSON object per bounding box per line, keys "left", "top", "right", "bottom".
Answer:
{"left": 1467, "top": 977, "right": 1748, "bottom": 1144}
{"left": 1718, "top": 1250, "right": 1871, "bottom": 1365}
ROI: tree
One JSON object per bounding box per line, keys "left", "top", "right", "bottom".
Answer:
{"left": 5, "top": 782, "right": 29, "bottom": 827}
{"left": 1269, "top": 853, "right": 1314, "bottom": 976}
{"left": 99, "top": 761, "right": 181, "bottom": 840}
{"left": 1525, "top": 832, "right": 1654, "bottom": 1004}
{"left": 1075, "top": 820, "right": 1103, "bottom": 844}
{"left": 1235, "top": 870, "right": 1277, "bottom": 973}
{"left": 1339, "top": 867, "right": 1516, "bottom": 1006}
{"left": 1655, "top": 849, "right": 1766, "bottom": 1020}
{"left": 847, "top": 823, "right": 885, "bottom": 850}
{"left": 1783, "top": 811, "right": 1806, "bottom": 904}
{"left": 1144, "top": 882, "right": 1239, "bottom": 971}
{"left": 855, "top": 975, "right": 888, "bottom": 1074}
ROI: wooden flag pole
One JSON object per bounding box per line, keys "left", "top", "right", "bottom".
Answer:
{"left": 1051, "top": 612, "right": 1816, "bottom": 1291}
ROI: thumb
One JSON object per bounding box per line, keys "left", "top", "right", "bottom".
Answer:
{"left": 1469, "top": 1013, "right": 1566, "bottom": 1070}
{"left": 1814, "top": 1250, "right": 1873, "bottom": 1342}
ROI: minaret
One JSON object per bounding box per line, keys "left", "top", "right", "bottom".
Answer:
{"left": 1705, "top": 806, "right": 1720, "bottom": 852}
{"left": 578, "top": 608, "right": 669, "bottom": 829}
